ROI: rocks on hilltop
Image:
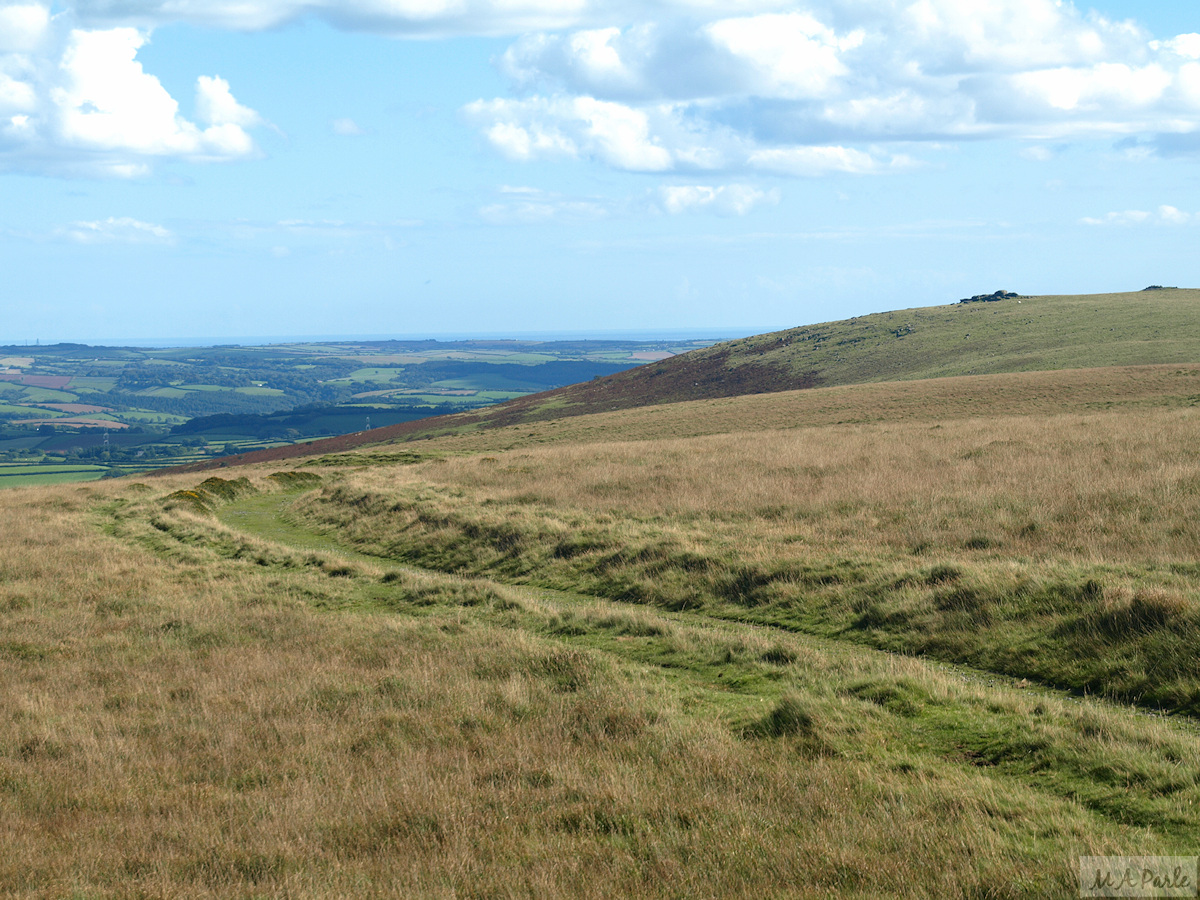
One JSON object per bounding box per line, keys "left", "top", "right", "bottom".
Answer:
{"left": 958, "top": 290, "right": 1022, "bottom": 304}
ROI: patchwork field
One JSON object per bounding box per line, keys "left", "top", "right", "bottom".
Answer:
{"left": 0, "top": 338, "right": 710, "bottom": 486}
{"left": 3, "top": 357, "right": 1198, "bottom": 896}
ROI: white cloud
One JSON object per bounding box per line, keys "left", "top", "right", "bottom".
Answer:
{"left": 0, "top": 3, "right": 50, "bottom": 52}
{"left": 465, "top": 95, "right": 674, "bottom": 170}
{"left": 1158, "top": 204, "right": 1192, "bottom": 224}
{"left": 15, "top": 0, "right": 1200, "bottom": 180}
{"left": 465, "top": 1, "right": 1200, "bottom": 175}
{"left": 195, "top": 75, "right": 260, "bottom": 129}
{"left": 60, "top": 216, "right": 174, "bottom": 243}
{"left": 705, "top": 13, "right": 861, "bottom": 100}
{"left": 1020, "top": 145, "right": 1055, "bottom": 161}
{"left": 1152, "top": 34, "right": 1200, "bottom": 60}
{"left": 658, "top": 183, "right": 778, "bottom": 215}
{"left": 332, "top": 116, "right": 364, "bottom": 135}
{"left": 748, "top": 145, "right": 914, "bottom": 176}
{"left": 0, "top": 6, "right": 263, "bottom": 176}
{"left": 52, "top": 29, "right": 259, "bottom": 158}
{"left": 66, "top": 0, "right": 628, "bottom": 35}
{"left": 1081, "top": 206, "right": 1195, "bottom": 226}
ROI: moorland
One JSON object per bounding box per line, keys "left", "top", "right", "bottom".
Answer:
{"left": 2, "top": 288, "right": 1199, "bottom": 897}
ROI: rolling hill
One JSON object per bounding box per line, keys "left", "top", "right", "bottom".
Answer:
{"left": 170, "top": 287, "right": 1200, "bottom": 471}
{"left": 8, "top": 289, "right": 1200, "bottom": 895}
{"left": 498, "top": 286, "right": 1200, "bottom": 420}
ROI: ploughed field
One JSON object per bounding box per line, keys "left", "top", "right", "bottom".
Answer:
{"left": 3, "top": 363, "right": 1200, "bottom": 897}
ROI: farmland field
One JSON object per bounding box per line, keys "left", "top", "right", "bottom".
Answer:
{"left": 0, "top": 337, "right": 716, "bottom": 484}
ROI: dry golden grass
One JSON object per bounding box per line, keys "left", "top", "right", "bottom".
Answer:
{"left": 291, "top": 397, "right": 1200, "bottom": 713}
{"left": 0, "top": 473, "right": 1186, "bottom": 897}
{"left": 378, "top": 407, "right": 1200, "bottom": 564}
{"left": 376, "top": 363, "right": 1200, "bottom": 456}
{"left": 6, "top": 363, "right": 1200, "bottom": 896}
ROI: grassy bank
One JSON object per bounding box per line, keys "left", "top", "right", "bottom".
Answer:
{"left": 290, "top": 403, "right": 1200, "bottom": 714}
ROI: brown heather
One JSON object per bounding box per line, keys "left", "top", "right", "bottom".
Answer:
{"left": 3, "top": 365, "right": 1200, "bottom": 896}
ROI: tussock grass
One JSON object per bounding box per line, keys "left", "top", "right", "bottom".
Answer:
{"left": 293, "top": 406, "right": 1200, "bottom": 711}
{"left": 7, "top": 370, "right": 1200, "bottom": 895}
{"left": 4, "top": 476, "right": 1158, "bottom": 897}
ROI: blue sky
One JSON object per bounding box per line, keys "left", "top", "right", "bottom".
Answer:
{"left": 2, "top": 0, "right": 1199, "bottom": 343}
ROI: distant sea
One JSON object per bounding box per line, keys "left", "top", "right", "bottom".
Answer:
{"left": 5, "top": 328, "right": 778, "bottom": 350}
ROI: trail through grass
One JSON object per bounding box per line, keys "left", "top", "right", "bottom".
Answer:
{"left": 214, "top": 484, "right": 1200, "bottom": 847}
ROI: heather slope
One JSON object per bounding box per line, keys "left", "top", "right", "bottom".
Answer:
{"left": 511, "top": 288, "right": 1200, "bottom": 422}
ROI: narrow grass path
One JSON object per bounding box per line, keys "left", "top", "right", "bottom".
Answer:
{"left": 213, "top": 488, "right": 1200, "bottom": 847}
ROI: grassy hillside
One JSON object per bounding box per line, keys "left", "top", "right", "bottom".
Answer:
{"left": 731, "top": 287, "right": 1200, "bottom": 384}
{"left": 6, "top": 409, "right": 1200, "bottom": 895}
{"left": 7, "top": 296, "right": 1200, "bottom": 895}
{"left": 170, "top": 360, "right": 1200, "bottom": 473}
{"left": 165, "top": 288, "right": 1200, "bottom": 473}
{"left": 495, "top": 287, "right": 1200, "bottom": 423}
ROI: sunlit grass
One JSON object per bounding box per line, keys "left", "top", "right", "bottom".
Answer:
{"left": 5, "top": 361, "right": 1200, "bottom": 895}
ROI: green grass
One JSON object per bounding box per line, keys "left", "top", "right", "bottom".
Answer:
{"left": 0, "top": 465, "right": 108, "bottom": 480}
{"left": 0, "top": 404, "right": 62, "bottom": 417}
{"left": 719, "top": 289, "right": 1200, "bottom": 387}
{"left": 427, "top": 290, "right": 1200, "bottom": 434}
{"left": 339, "top": 368, "right": 408, "bottom": 383}
{"left": 0, "top": 468, "right": 107, "bottom": 486}
{"left": 68, "top": 376, "right": 118, "bottom": 391}
{"left": 150, "top": 477, "right": 1200, "bottom": 853}
{"left": 18, "top": 387, "right": 77, "bottom": 403}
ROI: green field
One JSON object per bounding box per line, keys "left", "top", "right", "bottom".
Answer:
{"left": 0, "top": 336, "right": 693, "bottom": 479}
{"left": 68, "top": 376, "right": 118, "bottom": 391}
{"left": 19, "top": 387, "right": 76, "bottom": 403}
{"left": 0, "top": 463, "right": 107, "bottom": 486}
{"left": 0, "top": 404, "right": 60, "bottom": 417}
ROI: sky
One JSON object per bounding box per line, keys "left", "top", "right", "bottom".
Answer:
{"left": 1, "top": 0, "right": 1199, "bottom": 344}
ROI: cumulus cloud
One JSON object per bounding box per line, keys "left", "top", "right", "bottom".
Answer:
{"left": 66, "top": 0, "right": 668, "bottom": 35}
{"left": 464, "top": 96, "right": 675, "bottom": 170}
{"left": 0, "top": 3, "right": 49, "bottom": 52}
{"left": 658, "top": 183, "right": 778, "bottom": 215}
{"left": 465, "top": 0, "right": 1200, "bottom": 174}
{"left": 0, "top": 4, "right": 263, "bottom": 176}
{"left": 748, "top": 146, "right": 913, "bottom": 176}
{"left": 16, "top": 0, "right": 1200, "bottom": 179}
{"left": 60, "top": 216, "right": 174, "bottom": 243}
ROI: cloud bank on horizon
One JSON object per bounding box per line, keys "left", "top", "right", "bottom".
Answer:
{"left": 3, "top": 0, "right": 1199, "bottom": 179}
